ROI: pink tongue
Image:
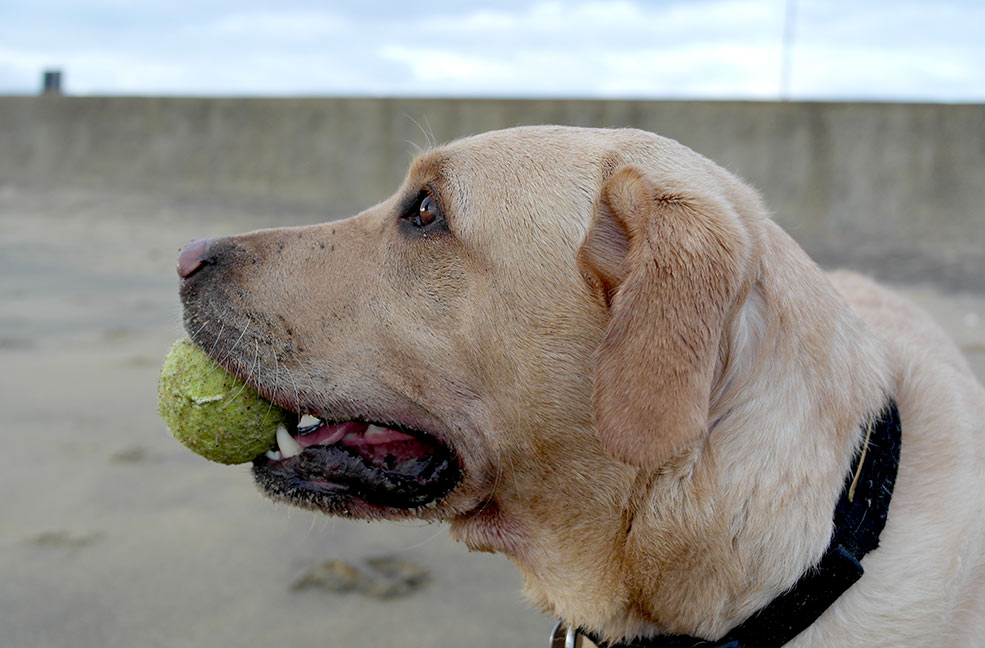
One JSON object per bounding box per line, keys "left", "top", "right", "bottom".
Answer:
{"left": 295, "top": 421, "right": 430, "bottom": 468}
{"left": 296, "top": 422, "right": 362, "bottom": 448}
{"left": 296, "top": 422, "right": 417, "bottom": 449}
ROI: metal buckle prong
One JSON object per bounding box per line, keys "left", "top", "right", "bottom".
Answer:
{"left": 550, "top": 620, "right": 585, "bottom": 648}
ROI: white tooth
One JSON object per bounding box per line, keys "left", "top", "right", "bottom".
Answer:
{"left": 276, "top": 425, "right": 303, "bottom": 459}
{"left": 265, "top": 450, "right": 282, "bottom": 461}
{"left": 365, "top": 424, "right": 388, "bottom": 438}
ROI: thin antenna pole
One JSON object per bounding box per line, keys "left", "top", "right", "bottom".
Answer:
{"left": 780, "top": 0, "right": 797, "bottom": 99}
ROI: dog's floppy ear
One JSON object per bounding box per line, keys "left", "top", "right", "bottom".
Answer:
{"left": 578, "top": 166, "right": 750, "bottom": 468}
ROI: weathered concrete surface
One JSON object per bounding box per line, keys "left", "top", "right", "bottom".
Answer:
{"left": 0, "top": 97, "right": 982, "bottom": 289}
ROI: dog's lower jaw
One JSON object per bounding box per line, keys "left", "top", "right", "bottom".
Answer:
{"left": 449, "top": 501, "right": 530, "bottom": 555}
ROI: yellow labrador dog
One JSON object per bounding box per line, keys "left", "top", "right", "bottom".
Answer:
{"left": 176, "top": 126, "right": 985, "bottom": 647}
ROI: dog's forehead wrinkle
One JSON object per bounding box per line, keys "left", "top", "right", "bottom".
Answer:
{"left": 432, "top": 127, "right": 718, "bottom": 269}
{"left": 433, "top": 164, "right": 606, "bottom": 278}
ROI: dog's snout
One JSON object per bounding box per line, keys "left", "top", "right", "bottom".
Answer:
{"left": 177, "top": 238, "right": 215, "bottom": 279}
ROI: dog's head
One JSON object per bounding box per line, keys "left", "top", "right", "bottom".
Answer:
{"left": 178, "top": 125, "right": 767, "bottom": 630}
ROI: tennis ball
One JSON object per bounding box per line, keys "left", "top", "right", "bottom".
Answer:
{"left": 157, "top": 337, "right": 291, "bottom": 464}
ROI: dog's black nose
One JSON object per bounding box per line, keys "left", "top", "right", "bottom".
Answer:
{"left": 177, "top": 238, "right": 214, "bottom": 279}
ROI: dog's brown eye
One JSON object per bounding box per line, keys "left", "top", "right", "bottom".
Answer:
{"left": 400, "top": 187, "right": 446, "bottom": 235}
{"left": 416, "top": 194, "right": 439, "bottom": 227}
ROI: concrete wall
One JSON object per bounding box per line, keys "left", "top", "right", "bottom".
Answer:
{"left": 1, "top": 96, "right": 982, "bottom": 285}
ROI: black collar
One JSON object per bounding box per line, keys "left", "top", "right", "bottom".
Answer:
{"left": 566, "top": 401, "right": 902, "bottom": 648}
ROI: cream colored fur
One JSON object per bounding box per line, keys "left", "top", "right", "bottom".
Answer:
{"left": 197, "top": 126, "right": 985, "bottom": 646}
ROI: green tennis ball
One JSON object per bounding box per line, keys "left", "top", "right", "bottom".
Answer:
{"left": 157, "top": 337, "right": 291, "bottom": 464}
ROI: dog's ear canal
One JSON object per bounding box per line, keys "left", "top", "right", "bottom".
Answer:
{"left": 578, "top": 166, "right": 750, "bottom": 469}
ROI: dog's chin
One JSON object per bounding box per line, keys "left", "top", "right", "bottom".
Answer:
{"left": 251, "top": 418, "right": 463, "bottom": 518}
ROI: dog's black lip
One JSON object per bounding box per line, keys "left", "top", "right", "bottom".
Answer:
{"left": 251, "top": 431, "right": 462, "bottom": 511}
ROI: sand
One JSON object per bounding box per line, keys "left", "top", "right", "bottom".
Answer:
{"left": 1, "top": 182, "right": 982, "bottom": 648}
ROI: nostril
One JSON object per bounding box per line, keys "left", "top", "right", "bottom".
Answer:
{"left": 177, "top": 238, "right": 214, "bottom": 279}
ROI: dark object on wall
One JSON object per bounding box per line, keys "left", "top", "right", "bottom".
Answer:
{"left": 42, "top": 70, "right": 62, "bottom": 95}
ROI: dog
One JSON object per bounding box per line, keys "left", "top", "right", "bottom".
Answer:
{"left": 176, "top": 126, "right": 985, "bottom": 647}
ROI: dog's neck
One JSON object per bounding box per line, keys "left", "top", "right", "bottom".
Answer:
{"left": 455, "top": 224, "right": 892, "bottom": 644}
{"left": 577, "top": 399, "right": 901, "bottom": 648}
{"left": 611, "top": 226, "right": 892, "bottom": 640}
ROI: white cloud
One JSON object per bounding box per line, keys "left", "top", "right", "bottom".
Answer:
{"left": 370, "top": 1, "right": 787, "bottom": 98}
{"left": 212, "top": 10, "right": 349, "bottom": 39}
{"left": 0, "top": 0, "right": 981, "bottom": 100}
{"left": 379, "top": 46, "right": 514, "bottom": 83}
{"left": 421, "top": 0, "right": 782, "bottom": 50}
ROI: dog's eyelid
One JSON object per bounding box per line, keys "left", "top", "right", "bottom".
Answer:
{"left": 399, "top": 183, "right": 449, "bottom": 234}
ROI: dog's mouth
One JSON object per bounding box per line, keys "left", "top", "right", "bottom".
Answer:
{"left": 252, "top": 417, "right": 461, "bottom": 512}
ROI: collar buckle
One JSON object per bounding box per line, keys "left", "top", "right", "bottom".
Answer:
{"left": 550, "top": 621, "right": 592, "bottom": 647}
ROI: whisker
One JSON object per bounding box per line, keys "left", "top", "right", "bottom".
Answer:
{"left": 222, "top": 320, "right": 251, "bottom": 364}
{"left": 285, "top": 365, "right": 303, "bottom": 414}
{"left": 190, "top": 319, "right": 209, "bottom": 340}
{"left": 208, "top": 320, "right": 225, "bottom": 357}
{"left": 261, "top": 351, "right": 281, "bottom": 418}
{"left": 221, "top": 337, "right": 260, "bottom": 409}
{"left": 422, "top": 115, "right": 436, "bottom": 149}
{"left": 404, "top": 113, "right": 435, "bottom": 151}
{"left": 396, "top": 526, "right": 447, "bottom": 552}
{"left": 252, "top": 339, "right": 261, "bottom": 383}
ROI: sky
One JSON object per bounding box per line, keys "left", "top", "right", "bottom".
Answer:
{"left": 1, "top": 0, "right": 983, "bottom": 101}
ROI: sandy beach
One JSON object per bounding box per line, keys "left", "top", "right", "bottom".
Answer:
{"left": 2, "top": 181, "right": 983, "bottom": 648}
